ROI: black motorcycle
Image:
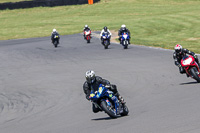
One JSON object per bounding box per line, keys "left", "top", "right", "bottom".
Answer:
{"left": 102, "top": 32, "right": 111, "bottom": 49}
{"left": 52, "top": 34, "right": 60, "bottom": 48}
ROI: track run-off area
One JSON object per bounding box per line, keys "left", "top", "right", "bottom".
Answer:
{"left": 0, "top": 34, "right": 200, "bottom": 133}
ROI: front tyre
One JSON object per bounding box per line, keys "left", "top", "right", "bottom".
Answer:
{"left": 104, "top": 40, "right": 108, "bottom": 49}
{"left": 54, "top": 40, "right": 58, "bottom": 48}
{"left": 123, "top": 40, "right": 128, "bottom": 49}
{"left": 120, "top": 104, "right": 129, "bottom": 116}
{"left": 87, "top": 36, "right": 90, "bottom": 43}
{"left": 190, "top": 67, "right": 200, "bottom": 83}
{"left": 100, "top": 100, "right": 117, "bottom": 118}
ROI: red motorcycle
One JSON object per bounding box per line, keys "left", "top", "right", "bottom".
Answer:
{"left": 84, "top": 29, "right": 91, "bottom": 43}
{"left": 181, "top": 55, "right": 200, "bottom": 82}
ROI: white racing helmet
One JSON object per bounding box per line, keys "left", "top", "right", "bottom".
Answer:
{"left": 174, "top": 44, "right": 182, "bottom": 53}
{"left": 53, "top": 29, "right": 57, "bottom": 32}
{"left": 121, "top": 24, "right": 126, "bottom": 28}
{"left": 85, "top": 70, "right": 95, "bottom": 84}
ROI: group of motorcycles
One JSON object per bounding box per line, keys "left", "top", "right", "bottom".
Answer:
{"left": 87, "top": 55, "right": 200, "bottom": 119}
{"left": 83, "top": 30, "right": 129, "bottom": 118}
{"left": 51, "top": 29, "right": 200, "bottom": 119}
{"left": 51, "top": 29, "right": 130, "bottom": 49}
{"left": 83, "top": 29, "right": 130, "bottom": 49}
{"left": 88, "top": 56, "right": 200, "bottom": 118}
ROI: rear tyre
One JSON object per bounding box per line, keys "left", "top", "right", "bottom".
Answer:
{"left": 100, "top": 100, "right": 117, "bottom": 118}
{"left": 190, "top": 67, "right": 200, "bottom": 82}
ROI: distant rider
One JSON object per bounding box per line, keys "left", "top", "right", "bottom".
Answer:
{"left": 83, "top": 70, "right": 125, "bottom": 113}
{"left": 100, "top": 26, "right": 112, "bottom": 44}
{"left": 118, "top": 24, "right": 131, "bottom": 44}
{"left": 83, "top": 25, "right": 91, "bottom": 39}
{"left": 51, "top": 29, "right": 60, "bottom": 44}
{"left": 173, "top": 44, "right": 200, "bottom": 75}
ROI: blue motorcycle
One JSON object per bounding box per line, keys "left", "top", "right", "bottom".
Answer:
{"left": 89, "top": 84, "right": 129, "bottom": 118}
{"left": 102, "top": 32, "right": 111, "bottom": 49}
{"left": 121, "top": 32, "right": 130, "bottom": 49}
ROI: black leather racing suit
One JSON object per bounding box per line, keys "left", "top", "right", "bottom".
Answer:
{"left": 173, "top": 48, "right": 200, "bottom": 74}
{"left": 51, "top": 32, "right": 60, "bottom": 43}
{"left": 118, "top": 28, "right": 131, "bottom": 44}
{"left": 83, "top": 76, "right": 119, "bottom": 113}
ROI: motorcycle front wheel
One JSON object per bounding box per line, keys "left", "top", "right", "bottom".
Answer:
{"left": 100, "top": 100, "right": 117, "bottom": 118}
{"left": 54, "top": 40, "right": 58, "bottom": 48}
{"left": 104, "top": 41, "right": 108, "bottom": 49}
{"left": 120, "top": 104, "right": 129, "bottom": 116}
{"left": 87, "top": 36, "right": 90, "bottom": 43}
{"left": 123, "top": 40, "right": 128, "bottom": 49}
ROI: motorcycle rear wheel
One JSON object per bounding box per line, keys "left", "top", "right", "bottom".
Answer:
{"left": 100, "top": 100, "right": 117, "bottom": 118}
{"left": 190, "top": 67, "right": 200, "bottom": 82}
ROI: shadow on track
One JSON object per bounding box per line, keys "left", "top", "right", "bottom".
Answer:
{"left": 91, "top": 115, "right": 129, "bottom": 121}
{"left": 180, "top": 81, "right": 199, "bottom": 85}
{"left": 91, "top": 117, "right": 113, "bottom": 121}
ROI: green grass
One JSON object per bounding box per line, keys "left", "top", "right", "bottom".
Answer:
{"left": 0, "top": 0, "right": 31, "bottom": 3}
{"left": 0, "top": 0, "right": 200, "bottom": 53}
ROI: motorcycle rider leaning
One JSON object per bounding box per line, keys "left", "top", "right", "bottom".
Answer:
{"left": 83, "top": 25, "right": 91, "bottom": 39}
{"left": 83, "top": 70, "right": 125, "bottom": 113}
{"left": 51, "top": 29, "right": 60, "bottom": 44}
{"left": 118, "top": 24, "right": 131, "bottom": 44}
{"left": 173, "top": 44, "right": 200, "bottom": 75}
{"left": 100, "top": 26, "right": 112, "bottom": 45}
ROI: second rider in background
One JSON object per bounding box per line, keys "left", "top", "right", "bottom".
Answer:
{"left": 51, "top": 29, "right": 60, "bottom": 44}
{"left": 118, "top": 24, "right": 131, "bottom": 44}
{"left": 173, "top": 44, "right": 200, "bottom": 76}
{"left": 83, "top": 25, "right": 91, "bottom": 40}
{"left": 100, "top": 26, "right": 112, "bottom": 45}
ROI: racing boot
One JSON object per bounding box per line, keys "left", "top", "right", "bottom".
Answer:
{"left": 186, "top": 73, "right": 189, "bottom": 78}
{"left": 116, "top": 95, "right": 125, "bottom": 105}
{"left": 108, "top": 39, "right": 111, "bottom": 45}
{"left": 101, "top": 38, "right": 104, "bottom": 45}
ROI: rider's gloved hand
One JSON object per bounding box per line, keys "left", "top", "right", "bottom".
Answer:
{"left": 105, "top": 84, "right": 111, "bottom": 88}
{"left": 194, "top": 55, "right": 198, "bottom": 59}
{"left": 178, "top": 64, "right": 182, "bottom": 68}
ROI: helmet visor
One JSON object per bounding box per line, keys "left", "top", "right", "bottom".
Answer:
{"left": 175, "top": 49, "right": 181, "bottom": 53}
{"left": 86, "top": 76, "right": 95, "bottom": 84}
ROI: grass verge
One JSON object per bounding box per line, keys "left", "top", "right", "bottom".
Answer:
{"left": 0, "top": 0, "right": 200, "bottom": 53}
{"left": 0, "top": 0, "right": 31, "bottom": 3}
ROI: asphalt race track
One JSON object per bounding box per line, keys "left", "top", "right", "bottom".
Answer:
{"left": 0, "top": 34, "right": 200, "bottom": 133}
